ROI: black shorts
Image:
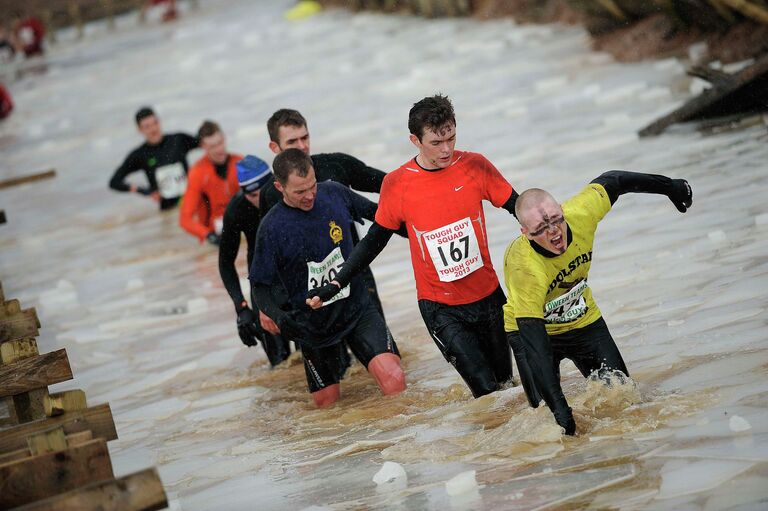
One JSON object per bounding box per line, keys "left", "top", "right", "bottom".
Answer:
{"left": 547, "top": 316, "right": 628, "bottom": 378}
{"left": 418, "top": 286, "right": 513, "bottom": 398}
{"left": 303, "top": 301, "right": 399, "bottom": 393}
{"left": 506, "top": 316, "right": 628, "bottom": 407}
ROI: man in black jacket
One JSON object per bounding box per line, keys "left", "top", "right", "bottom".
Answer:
{"left": 108, "top": 107, "right": 198, "bottom": 210}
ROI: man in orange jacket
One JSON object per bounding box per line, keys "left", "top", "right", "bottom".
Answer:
{"left": 180, "top": 120, "right": 243, "bottom": 245}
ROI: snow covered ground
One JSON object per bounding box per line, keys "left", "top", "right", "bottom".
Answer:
{"left": 1, "top": 0, "right": 767, "bottom": 509}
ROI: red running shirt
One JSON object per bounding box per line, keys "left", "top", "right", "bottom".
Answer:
{"left": 375, "top": 151, "right": 513, "bottom": 305}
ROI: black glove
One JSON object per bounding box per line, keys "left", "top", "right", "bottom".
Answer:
{"left": 236, "top": 307, "right": 260, "bottom": 347}
{"left": 307, "top": 282, "right": 341, "bottom": 303}
{"left": 277, "top": 312, "right": 310, "bottom": 342}
{"left": 206, "top": 232, "right": 221, "bottom": 246}
{"left": 553, "top": 406, "right": 576, "bottom": 436}
{"left": 668, "top": 179, "right": 693, "bottom": 213}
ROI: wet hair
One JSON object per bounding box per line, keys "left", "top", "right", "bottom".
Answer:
{"left": 135, "top": 107, "right": 155, "bottom": 126}
{"left": 267, "top": 109, "right": 307, "bottom": 143}
{"left": 515, "top": 188, "right": 558, "bottom": 226}
{"left": 273, "top": 148, "right": 312, "bottom": 185}
{"left": 408, "top": 94, "right": 456, "bottom": 141}
{"left": 197, "top": 120, "right": 221, "bottom": 140}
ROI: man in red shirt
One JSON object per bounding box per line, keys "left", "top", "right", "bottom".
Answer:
{"left": 308, "top": 94, "right": 519, "bottom": 398}
{"left": 180, "top": 121, "right": 243, "bottom": 245}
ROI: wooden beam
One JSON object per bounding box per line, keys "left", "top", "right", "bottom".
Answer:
{"left": 45, "top": 389, "right": 88, "bottom": 417}
{"left": 0, "top": 169, "right": 56, "bottom": 191}
{"left": 0, "top": 438, "right": 114, "bottom": 508}
{"left": 640, "top": 53, "right": 768, "bottom": 137}
{"left": 0, "top": 403, "right": 117, "bottom": 453}
{"left": 0, "top": 308, "right": 41, "bottom": 343}
{"left": 13, "top": 467, "right": 168, "bottom": 511}
{"left": 0, "top": 298, "right": 22, "bottom": 317}
{"left": 0, "top": 337, "right": 39, "bottom": 364}
{"left": 27, "top": 426, "right": 68, "bottom": 455}
{"left": 13, "top": 388, "right": 50, "bottom": 422}
{"left": 0, "top": 349, "right": 72, "bottom": 399}
{"left": 0, "top": 431, "right": 93, "bottom": 466}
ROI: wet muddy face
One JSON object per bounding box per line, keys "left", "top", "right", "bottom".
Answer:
{"left": 413, "top": 123, "right": 456, "bottom": 169}
{"left": 523, "top": 201, "right": 567, "bottom": 254}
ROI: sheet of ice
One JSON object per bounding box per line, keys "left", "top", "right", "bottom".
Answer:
{"left": 656, "top": 459, "right": 756, "bottom": 500}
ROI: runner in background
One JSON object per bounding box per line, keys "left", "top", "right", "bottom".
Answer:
{"left": 108, "top": 107, "right": 198, "bottom": 211}
{"left": 218, "top": 155, "right": 292, "bottom": 366}
{"left": 0, "top": 84, "right": 12, "bottom": 120}
{"left": 11, "top": 12, "right": 45, "bottom": 58}
{"left": 504, "top": 171, "right": 692, "bottom": 435}
{"left": 179, "top": 120, "right": 243, "bottom": 245}
{"left": 261, "top": 108, "right": 391, "bottom": 320}
{"left": 307, "top": 94, "right": 519, "bottom": 399}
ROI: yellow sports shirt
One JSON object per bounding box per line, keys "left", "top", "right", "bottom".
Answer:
{"left": 503, "top": 183, "right": 612, "bottom": 335}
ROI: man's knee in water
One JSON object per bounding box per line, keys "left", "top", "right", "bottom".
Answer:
{"left": 368, "top": 353, "right": 406, "bottom": 396}
{"left": 312, "top": 384, "right": 340, "bottom": 408}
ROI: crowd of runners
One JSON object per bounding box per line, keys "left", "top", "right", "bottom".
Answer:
{"left": 108, "top": 95, "right": 692, "bottom": 434}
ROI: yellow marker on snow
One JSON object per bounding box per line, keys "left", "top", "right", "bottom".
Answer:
{"left": 285, "top": 0, "right": 322, "bottom": 21}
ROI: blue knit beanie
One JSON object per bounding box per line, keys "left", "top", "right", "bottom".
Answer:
{"left": 237, "top": 155, "right": 271, "bottom": 193}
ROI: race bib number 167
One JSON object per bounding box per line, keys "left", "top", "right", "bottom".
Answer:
{"left": 424, "top": 217, "right": 482, "bottom": 282}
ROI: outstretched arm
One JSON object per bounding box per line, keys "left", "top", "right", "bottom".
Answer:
{"left": 516, "top": 317, "right": 576, "bottom": 435}
{"left": 306, "top": 222, "right": 396, "bottom": 308}
{"left": 591, "top": 170, "right": 692, "bottom": 212}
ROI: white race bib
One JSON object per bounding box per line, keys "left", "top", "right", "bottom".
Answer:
{"left": 544, "top": 279, "right": 588, "bottom": 323}
{"left": 423, "top": 217, "right": 482, "bottom": 282}
{"left": 155, "top": 162, "right": 187, "bottom": 198}
{"left": 307, "top": 247, "right": 350, "bottom": 306}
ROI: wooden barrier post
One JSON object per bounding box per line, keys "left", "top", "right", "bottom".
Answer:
{"left": 15, "top": 467, "right": 168, "bottom": 511}
{"left": 0, "top": 438, "right": 114, "bottom": 508}
{"left": 0, "top": 403, "right": 118, "bottom": 454}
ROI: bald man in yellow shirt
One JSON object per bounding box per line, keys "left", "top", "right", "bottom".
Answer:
{"left": 503, "top": 171, "right": 692, "bottom": 435}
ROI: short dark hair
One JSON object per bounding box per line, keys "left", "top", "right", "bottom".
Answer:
{"left": 267, "top": 109, "right": 307, "bottom": 143}
{"left": 135, "top": 107, "right": 155, "bottom": 126}
{"left": 273, "top": 148, "right": 312, "bottom": 185}
{"left": 408, "top": 94, "right": 456, "bottom": 141}
{"left": 197, "top": 120, "right": 221, "bottom": 140}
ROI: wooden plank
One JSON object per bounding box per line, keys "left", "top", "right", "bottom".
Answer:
{"left": 0, "top": 445, "right": 29, "bottom": 465}
{"left": 0, "top": 403, "right": 117, "bottom": 453}
{"left": 640, "top": 53, "right": 768, "bottom": 137}
{"left": 0, "top": 349, "right": 72, "bottom": 398}
{"left": 0, "top": 349, "right": 72, "bottom": 397}
{"left": 0, "top": 169, "right": 56, "bottom": 190}
{"left": 0, "top": 309, "right": 41, "bottom": 343}
{"left": 27, "top": 426, "right": 68, "bottom": 455}
{"left": 0, "top": 431, "right": 93, "bottom": 465}
{"left": 13, "top": 388, "right": 50, "bottom": 422}
{"left": 0, "top": 298, "right": 22, "bottom": 317}
{"left": 14, "top": 467, "right": 168, "bottom": 511}
{"left": 0, "top": 438, "right": 114, "bottom": 508}
{"left": 0, "top": 337, "right": 39, "bottom": 363}
{"left": 65, "top": 430, "right": 93, "bottom": 446}
{"left": 45, "top": 389, "right": 88, "bottom": 417}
